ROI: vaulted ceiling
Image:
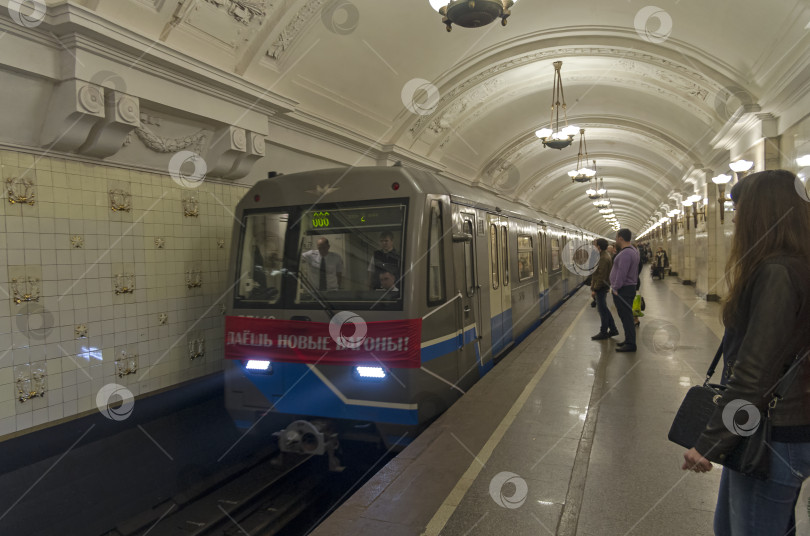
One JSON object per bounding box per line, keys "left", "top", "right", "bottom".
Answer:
{"left": 69, "top": 0, "right": 810, "bottom": 235}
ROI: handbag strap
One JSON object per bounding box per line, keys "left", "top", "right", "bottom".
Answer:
{"left": 703, "top": 342, "right": 724, "bottom": 384}
{"left": 706, "top": 340, "right": 810, "bottom": 406}
{"left": 770, "top": 347, "right": 810, "bottom": 403}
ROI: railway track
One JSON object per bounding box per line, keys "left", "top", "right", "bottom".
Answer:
{"left": 108, "top": 442, "right": 391, "bottom": 536}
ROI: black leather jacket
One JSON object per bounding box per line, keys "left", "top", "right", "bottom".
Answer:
{"left": 694, "top": 257, "right": 810, "bottom": 461}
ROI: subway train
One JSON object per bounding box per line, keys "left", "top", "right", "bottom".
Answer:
{"left": 223, "top": 165, "right": 599, "bottom": 461}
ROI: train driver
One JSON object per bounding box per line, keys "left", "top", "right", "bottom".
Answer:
{"left": 368, "top": 231, "right": 400, "bottom": 289}
{"left": 378, "top": 268, "right": 399, "bottom": 293}
{"left": 301, "top": 237, "right": 344, "bottom": 291}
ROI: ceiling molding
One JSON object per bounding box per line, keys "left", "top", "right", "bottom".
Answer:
{"left": 397, "top": 34, "right": 748, "bottom": 144}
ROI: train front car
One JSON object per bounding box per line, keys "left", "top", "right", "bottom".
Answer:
{"left": 224, "top": 166, "right": 477, "bottom": 459}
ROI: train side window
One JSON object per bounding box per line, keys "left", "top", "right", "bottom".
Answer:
{"left": 501, "top": 226, "right": 509, "bottom": 287}
{"left": 551, "top": 237, "right": 561, "bottom": 271}
{"left": 489, "top": 224, "right": 499, "bottom": 290}
{"left": 427, "top": 200, "right": 446, "bottom": 305}
{"left": 463, "top": 219, "right": 475, "bottom": 296}
{"left": 517, "top": 234, "right": 534, "bottom": 280}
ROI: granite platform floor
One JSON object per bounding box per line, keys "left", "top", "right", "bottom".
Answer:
{"left": 311, "top": 270, "right": 736, "bottom": 536}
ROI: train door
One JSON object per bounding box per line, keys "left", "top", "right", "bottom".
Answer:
{"left": 538, "top": 227, "right": 548, "bottom": 315}
{"left": 454, "top": 209, "right": 486, "bottom": 371}
{"left": 487, "top": 214, "right": 512, "bottom": 357}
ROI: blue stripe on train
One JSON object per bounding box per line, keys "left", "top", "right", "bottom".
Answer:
{"left": 246, "top": 327, "right": 482, "bottom": 426}
{"left": 540, "top": 289, "right": 550, "bottom": 316}
{"left": 250, "top": 362, "right": 420, "bottom": 425}
{"left": 491, "top": 308, "right": 513, "bottom": 356}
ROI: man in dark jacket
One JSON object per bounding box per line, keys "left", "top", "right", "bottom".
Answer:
{"left": 591, "top": 238, "right": 619, "bottom": 340}
{"left": 368, "top": 231, "right": 400, "bottom": 289}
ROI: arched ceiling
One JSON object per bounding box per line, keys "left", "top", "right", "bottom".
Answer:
{"left": 71, "top": 0, "right": 810, "bottom": 236}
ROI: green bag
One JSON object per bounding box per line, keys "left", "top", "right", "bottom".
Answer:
{"left": 633, "top": 294, "right": 645, "bottom": 316}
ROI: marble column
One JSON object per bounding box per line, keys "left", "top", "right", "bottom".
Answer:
{"left": 706, "top": 177, "right": 727, "bottom": 301}
{"left": 682, "top": 212, "right": 695, "bottom": 285}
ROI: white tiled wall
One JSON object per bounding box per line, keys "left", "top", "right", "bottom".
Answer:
{"left": 0, "top": 150, "right": 247, "bottom": 437}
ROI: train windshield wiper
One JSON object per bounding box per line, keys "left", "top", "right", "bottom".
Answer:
{"left": 277, "top": 267, "right": 336, "bottom": 320}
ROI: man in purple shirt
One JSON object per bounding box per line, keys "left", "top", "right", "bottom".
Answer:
{"left": 610, "top": 229, "right": 640, "bottom": 352}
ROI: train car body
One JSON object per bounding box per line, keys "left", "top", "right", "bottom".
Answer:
{"left": 224, "top": 166, "right": 596, "bottom": 452}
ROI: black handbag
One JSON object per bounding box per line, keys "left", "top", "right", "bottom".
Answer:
{"left": 668, "top": 343, "right": 801, "bottom": 480}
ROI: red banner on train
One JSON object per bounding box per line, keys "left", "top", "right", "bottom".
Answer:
{"left": 225, "top": 315, "right": 423, "bottom": 368}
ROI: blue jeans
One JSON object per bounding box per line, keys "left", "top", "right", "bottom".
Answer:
{"left": 594, "top": 288, "right": 617, "bottom": 334}
{"left": 714, "top": 441, "right": 810, "bottom": 535}
{"left": 612, "top": 285, "right": 636, "bottom": 346}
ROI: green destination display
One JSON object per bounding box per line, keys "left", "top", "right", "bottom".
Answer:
{"left": 308, "top": 205, "right": 405, "bottom": 230}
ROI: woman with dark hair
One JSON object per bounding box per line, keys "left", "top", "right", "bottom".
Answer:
{"left": 682, "top": 170, "right": 810, "bottom": 535}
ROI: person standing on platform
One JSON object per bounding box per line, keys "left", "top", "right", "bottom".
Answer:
{"left": 301, "top": 237, "right": 344, "bottom": 291}
{"left": 607, "top": 244, "right": 616, "bottom": 259}
{"left": 682, "top": 170, "right": 810, "bottom": 536}
{"left": 590, "top": 238, "right": 619, "bottom": 340}
{"left": 655, "top": 246, "right": 669, "bottom": 272}
{"left": 609, "top": 229, "right": 639, "bottom": 352}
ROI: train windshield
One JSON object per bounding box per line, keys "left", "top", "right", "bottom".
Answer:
{"left": 236, "top": 211, "right": 288, "bottom": 305}
{"left": 234, "top": 200, "right": 407, "bottom": 311}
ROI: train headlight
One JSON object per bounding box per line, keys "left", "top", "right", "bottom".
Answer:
{"left": 245, "top": 360, "right": 272, "bottom": 374}
{"left": 355, "top": 366, "right": 386, "bottom": 379}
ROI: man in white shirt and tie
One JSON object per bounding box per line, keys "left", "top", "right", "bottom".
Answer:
{"left": 301, "top": 238, "right": 344, "bottom": 291}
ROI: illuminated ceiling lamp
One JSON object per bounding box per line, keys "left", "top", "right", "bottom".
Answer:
{"left": 568, "top": 130, "right": 595, "bottom": 182}
{"left": 428, "top": 0, "right": 519, "bottom": 31}
{"left": 586, "top": 176, "right": 607, "bottom": 199}
{"left": 535, "top": 61, "right": 579, "bottom": 149}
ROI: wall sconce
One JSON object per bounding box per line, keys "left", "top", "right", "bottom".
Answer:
{"left": 667, "top": 209, "right": 680, "bottom": 231}
{"left": 11, "top": 276, "right": 41, "bottom": 305}
{"left": 711, "top": 174, "right": 733, "bottom": 224}
{"left": 115, "top": 350, "right": 138, "bottom": 377}
{"left": 686, "top": 194, "right": 704, "bottom": 227}
{"left": 729, "top": 159, "right": 754, "bottom": 182}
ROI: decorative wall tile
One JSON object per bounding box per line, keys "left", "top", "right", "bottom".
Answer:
{"left": 6, "top": 176, "right": 36, "bottom": 206}
{"left": 182, "top": 193, "right": 199, "bottom": 218}
{"left": 114, "top": 347, "right": 138, "bottom": 377}
{"left": 0, "top": 150, "right": 245, "bottom": 436}
{"left": 187, "top": 332, "right": 205, "bottom": 361}
{"left": 185, "top": 264, "right": 202, "bottom": 289}
{"left": 15, "top": 363, "right": 46, "bottom": 403}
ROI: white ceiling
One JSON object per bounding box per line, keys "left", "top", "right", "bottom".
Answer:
{"left": 69, "top": 0, "right": 810, "bottom": 235}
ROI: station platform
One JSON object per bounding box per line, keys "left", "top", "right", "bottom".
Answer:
{"left": 312, "top": 270, "right": 726, "bottom": 536}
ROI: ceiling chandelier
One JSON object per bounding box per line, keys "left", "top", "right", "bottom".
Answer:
{"left": 535, "top": 61, "right": 578, "bottom": 149}
{"left": 428, "top": 0, "right": 519, "bottom": 31}
{"left": 568, "top": 129, "right": 595, "bottom": 182}
{"left": 586, "top": 177, "right": 607, "bottom": 199}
